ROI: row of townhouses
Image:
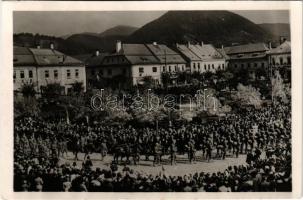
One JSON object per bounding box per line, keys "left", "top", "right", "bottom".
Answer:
{"left": 13, "top": 40, "right": 291, "bottom": 94}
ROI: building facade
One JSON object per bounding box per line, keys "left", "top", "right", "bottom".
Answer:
{"left": 99, "top": 41, "right": 162, "bottom": 86}
{"left": 268, "top": 41, "right": 291, "bottom": 80}
{"left": 223, "top": 43, "right": 270, "bottom": 79}
{"left": 175, "top": 42, "right": 226, "bottom": 74}
{"left": 13, "top": 46, "right": 86, "bottom": 94}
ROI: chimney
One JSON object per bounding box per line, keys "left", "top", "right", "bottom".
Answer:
{"left": 268, "top": 42, "right": 272, "bottom": 49}
{"left": 200, "top": 41, "right": 204, "bottom": 47}
{"left": 37, "top": 45, "right": 41, "bottom": 49}
{"left": 153, "top": 41, "right": 157, "bottom": 46}
{"left": 116, "top": 40, "right": 122, "bottom": 53}
{"left": 176, "top": 43, "right": 179, "bottom": 48}
{"left": 221, "top": 44, "right": 224, "bottom": 50}
{"left": 50, "top": 42, "right": 54, "bottom": 50}
{"left": 95, "top": 50, "right": 100, "bottom": 56}
{"left": 187, "top": 41, "right": 191, "bottom": 48}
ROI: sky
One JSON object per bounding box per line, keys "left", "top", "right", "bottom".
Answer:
{"left": 13, "top": 10, "right": 290, "bottom": 37}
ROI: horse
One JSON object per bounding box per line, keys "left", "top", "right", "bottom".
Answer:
{"left": 71, "top": 137, "right": 81, "bottom": 161}
{"left": 84, "top": 136, "right": 94, "bottom": 160}
{"left": 112, "top": 144, "right": 131, "bottom": 164}
{"left": 129, "top": 144, "right": 141, "bottom": 165}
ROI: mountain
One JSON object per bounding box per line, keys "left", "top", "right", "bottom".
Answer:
{"left": 258, "top": 23, "right": 290, "bottom": 39}
{"left": 13, "top": 33, "right": 93, "bottom": 55}
{"left": 61, "top": 25, "right": 138, "bottom": 54}
{"left": 99, "top": 25, "right": 138, "bottom": 37}
{"left": 61, "top": 32, "right": 101, "bottom": 39}
{"left": 128, "top": 11, "right": 273, "bottom": 46}
{"left": 64, "top": 34, "right": 129, "bottom": 54}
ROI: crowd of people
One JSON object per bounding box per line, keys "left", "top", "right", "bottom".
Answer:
{"left": 14, "top": 102, "right": 291, "bottom": 192}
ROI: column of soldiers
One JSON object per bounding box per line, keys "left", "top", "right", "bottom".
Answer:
{"left": 14, "top": 102, "right": 291, "bottom": 168}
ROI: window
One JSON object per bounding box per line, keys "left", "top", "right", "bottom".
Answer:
{"left": 222, "top": 64, "right": 225, "bottom": 69}
{"left": 247, "top": 63, "right": 251, "bottom": 68}
{"left": 218, "top": 65, "right": 221, "bottom": 70}
{"left": 208, "top": 64, "right": 210, "bottom": 70}
{"left": 54, "top": 70, "right": 58, "bottom": 79}
{"left": 75, "top": 69, "right": 79, "bottom": 78}
{"left": 44, "top": 70, "right": 49, "bottom": 78}
{"left": 175, "top": 65, "right": 177, "bottom": 71}
{"left": 163, "top": 66, "right": 166, "bottom": 72}
{"left": 280, "top": 57, "right": 283, "bottom": 65}
{"left": 13, "top": 71, "right": 16, "bottom": 79}
{"left": 234, "top": 64, "right": 238, "bottom": 68}
{"left": 287, "top": 56, "right": 291, "bottom": 65}
{"left": 29, "top": 70, "right": 33, "bottom": 78}
{"left": 204, "top": 64, "right": 207, "bottom": 70}
{"left": 254, "top": 63, "right": 258, "bottom": 67}
{"left": 67, "top": 69, "right": 71, "bottom": 79}
{"left": 108, "top": 69, "right": 112, "bottom": 76}
{"left": 272, "top": 58, "right": 275, "bottom": 65}
{"left": 122, "top": 68, "right": 126, "bottom": 75}
{"left": 212, "top": 64, "right": 214, "bottom": 69}
{"left": 198, "top": 63, "right": 200, "bottom": 70}
{"left": 139, "top": 67, "right": 144, "bottom": 73}
{"left": 152, "top": 67, "right": 157, "bottom": 73}
{"left": 241, "top": 64, "right": 244, "bottom": 68}
{"left": 169, "top": 66, "right": 171, "bottom": 72}
{"left": 193, "top": 63, "right": 196, "bottom": 70}
{"left": 91, "top": 70, "right": 95, "bottom": 76}
{"left": 182, "top": 66, "right": 184, "bottom": 71}
{"left": 261, "top": 63, "right": 265, "bottom": 67}
{"left": 20, "top": 71, "right": 25, "bottom": 79}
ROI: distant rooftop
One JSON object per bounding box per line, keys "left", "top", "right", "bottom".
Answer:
{"left": 224, "top": 43, "right": 269, "bottom": 55}
{"left": 14, "top": 46, "right": 84, "bottom": 66}
{"left": 269, "top": 41, "right": 291, "bottom": 54}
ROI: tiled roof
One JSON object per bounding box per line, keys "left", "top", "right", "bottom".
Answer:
{"left": 269, "top": 41, "right": 291, "bottom": 54}
{"left": 14, "top": 46, "right": 84, "bottom": 66}
{"left": 120, "top": 44, "right": 153, "bottom": 56}
{"left": 190, "top": 44, "right": 224, "bottom": 61}
{"left": 216, "top": 48, "right": 230, "bottom": 60}
{"left": 29, "top": 48, "right": 83, "bottom": 66}
{"left": 85, "top": 53, "right": 109, "bottom": 67}
{"left": 125, "top": 55, "right": 159, "bottom": 65}
{"left": 224, "top": 43, "right": 269, "bottom": 54}
{"left": 13, "top": 46, "right": 36, "bottom": 65}
{"left": 176, "top": 44, "right": 201, "bottom": 61}
{"left": 146, "top": 44, "right": 186, "bottom": 64}
{"left": 228, "top": 52, "right": 267, "bottom": 60}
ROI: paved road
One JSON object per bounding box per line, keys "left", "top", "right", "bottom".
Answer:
{"left": 59, "top": 151, "right": 250, "bottom": 176}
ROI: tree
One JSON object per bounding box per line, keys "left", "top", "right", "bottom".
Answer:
{"left": 71, "top": 81, "right": 84, "bottom": 95}
{"left": 14, "top": 95, "right": 40, "bottom": 118}
{"left": 161, "top": 72, "right": 170, "bottom": 88}
{"left": 271, "top": 71, "right": 288, "bottom": 104}
{"left": 21, "top": 83, "right": 36, "bottom": 98}
{"left": 41, "top": 83, "right": 64, "bottom": 99}
{"left": 141, "top": 76, "right": 155, "bottom": 89}
{"left": 231, "top": 83, "right": 262, "bottom": 108}
{"left": 105, "top": 107, "right": 132, "bottom": 124}
{"left": 222, "top": 71, "right": 234, "bottom": 82}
